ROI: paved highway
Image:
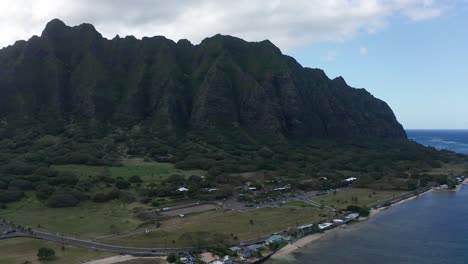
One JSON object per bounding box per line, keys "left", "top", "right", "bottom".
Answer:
{"left": 1, "top": 221, "right": 200, "bottom": 256}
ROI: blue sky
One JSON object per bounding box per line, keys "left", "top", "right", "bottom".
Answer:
{"left": 290, "top": 7, "right": 468, "bottom": 129}
{"left": 1, "top": 0, "right": 466, "bottom": 129}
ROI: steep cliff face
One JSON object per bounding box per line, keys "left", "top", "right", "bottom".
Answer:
{"left": 0, "top": 19, "right": 406, "bottom": 140}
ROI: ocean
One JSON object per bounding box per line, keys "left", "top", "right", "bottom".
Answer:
{"left": 267, "top": 129, "right": 468, "bottom": 264}
{"left": 406, "top": 129, "right": 468, "bottom": 154}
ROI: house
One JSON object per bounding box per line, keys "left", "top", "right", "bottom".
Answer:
{"left": 229, "top": 246, "right": 242, "bottom": 252}
{"left": 177, "top": 187, "right": 189, "bottom": 192}
{"left": 180, "top": 255, "right": 196, "bottom": 264}
{"left": 200, "top": 252, "right": 218, "bottom": 263}
{"left": 239, "top": 248, "right": 255, "bottom": 259}
{"left": 266, "top": 234, "right": 285, "bottom": 245}
{"left": 333, "top": 219, "right": 344, "bottom": 224}
{"left": 319, "top": 177, "right": 328, "bottom": 181}
{"left": 297, "top": 223, "right": 313, "bottom": 231}
{"left": 345, "top": 177, "right": 357, "bottom": 182}
{"left": 318, "top": 222, "right": 333, "bottom": 230}
{"left": 247, "top": 243, "right": 264, "bottom": 251}
{"left": 345, "top": 213, "right": 359, "bottom": 221}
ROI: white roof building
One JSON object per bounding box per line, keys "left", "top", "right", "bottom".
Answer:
{"left": 177, "top": 187, "right": 189, "bottom": 192}
{"left": 345, "top": 177, "right": 357, "bottom": 182}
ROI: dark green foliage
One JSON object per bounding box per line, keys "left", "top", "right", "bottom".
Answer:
{"left": 46, "top": 192, "right": 80, "bottom": 208}
{"left": 92, "top": 189, "right": 120, "bottom": 203}
{"left": 8, "top": 179, "right": 33, "bottom": 190}
{"left": 447, "top": 176, "right": 457, "bottom": 189}
{"left": 115, "top": 179, "right": 131, "bottom": 189}
{"left": 36, "top": 184, "right": 55, "bottom": 200}
{"left": 166, "top": 253, "right": 177, "bottom": 263}
{"left": 0, "top": 190, "right": 24, "bottom": 203}
{"left": 129, "top": 175, "right": 142, "bottom": 183}
{"left": 346, "top": 205, "right": 370, "bottom": 217}
{"left": 37, "top": 247, "right": 55, "bottom": 261}
{"left": 207, "top": 245, "right": 237, "bottom": 257}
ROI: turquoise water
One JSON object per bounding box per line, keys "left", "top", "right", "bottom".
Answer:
{"left": 268, "top": 186, "right": 468, "bottom": 264}
{"left": 267, "top": 130, "right": 468, "bottom": 264}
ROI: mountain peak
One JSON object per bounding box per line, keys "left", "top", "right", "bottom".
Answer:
{"left": 41, "top": 18, "right": 68, "bottom": 37}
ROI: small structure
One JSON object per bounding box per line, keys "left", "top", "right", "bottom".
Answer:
{"left": 345, "top": 213, "right": 359, "bottom": 221}
{"left": 200, "top": 252, "right": 218, "bottom": 263}
{"left": 273, "top": 186, "right": 290, "bottom": 191}
{"left": 229, "top": 246, "right": 242, "bottom": 252}
{"left": 345, "top": 177, "right": 357, "bottom": 182}
{"left": 319, "top": 177, "right": 328, "bottom": 181}
{"left": 177, "top": 187, "right": 189, "bottom": 192}
{"left": 247, "top": 243, "right": 264, "bottom": 251}
{"left": 266, "top": 234, "right": 285, "bottom": 245}
{"left": 333, "top": 219, "right": 344, "bottom": 224}
{"left": 297, "top": 223, "right": 313, "bottom": 231}
{"left": 318, "top": 222, "right": 333, "bottom": 230}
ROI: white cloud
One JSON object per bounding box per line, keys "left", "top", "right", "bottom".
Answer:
{"left": 0, "top": 0, "right": 459, "bottom": 50}
{"left": 360, "top": 46, "right": 368, "bottom": 55}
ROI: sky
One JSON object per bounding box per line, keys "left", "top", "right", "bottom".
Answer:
{"left": 0, "top": 0, "right": 467, "bottom": 129}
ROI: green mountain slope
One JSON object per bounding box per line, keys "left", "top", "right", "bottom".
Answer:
{"left": 0, "top": 19, "right": 405, "bottom": 140}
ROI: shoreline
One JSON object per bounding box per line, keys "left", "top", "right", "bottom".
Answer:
{"left": 270, "top": 188, "right": 432, "bottom": 260}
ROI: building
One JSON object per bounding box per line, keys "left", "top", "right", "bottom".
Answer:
{"left": 177, "top": 187, "right": 189, "bottom": 192}
{"left": 318, "top": 222, "right": 333, "bottom": 230}
{"left": 266, "top": 234, "right": 285, "bottom": 245}
{"left": 345, "top": 177, "right": 357, "bottom": 182}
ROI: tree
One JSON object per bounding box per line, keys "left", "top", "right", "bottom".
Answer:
{"left": 37, "top": 247, "right": 55, "bottom": 261}
{"left": 166, "top": 253, "right": 177, "bottom": 263}
{"left": 447, "top": 176, "right": 457, "bottom": 189}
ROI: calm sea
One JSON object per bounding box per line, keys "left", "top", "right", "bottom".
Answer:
{"left": 407, "top": 129, "right": 468, "bottom": 154}
{"left": 267, "top": 130, "right": 468, "bottom": 264}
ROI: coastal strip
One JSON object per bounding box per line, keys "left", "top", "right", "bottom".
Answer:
{"left": 270, "top": 187, "right": 433, "bottom": 260}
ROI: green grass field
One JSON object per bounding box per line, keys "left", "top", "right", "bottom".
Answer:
{"left": 0, "top": 238, "right": 114, "bottom": 264}
{"left": 104, "top": 207, "right": 322, "bottom": 248}
{"left": 52, "top": 159, "right": 206, "bottom": 183}
{"left": 312, "top": 188, "right": 406, "bottom": 209}
{"left": 282, "top": 201, "right": 315, "bottom": 208}
{"left": 0, "top": 195, "right": 143, "bottom": 238}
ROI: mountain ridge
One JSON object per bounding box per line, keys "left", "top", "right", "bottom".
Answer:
{"left": 0, "top": 19, "right": 406, "bottom": 140}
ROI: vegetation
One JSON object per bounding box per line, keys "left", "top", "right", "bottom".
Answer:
{"left": 0, "top": 238, "right": 113, "bottom": 264}
{"left": 37, "top": 247, "right": 56, "bottom": 261}
{"left": 312, "top": 188, "right": 405, "bottom": 210}
{"left": 103, "top": 208, "right": 322, "bottom": 248}
{"left": 346, "top": 205, "right": 371, "bottom": 217}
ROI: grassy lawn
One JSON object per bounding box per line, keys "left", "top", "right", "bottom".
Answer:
{"left": 426, "top": 163, "right": 468, "bottom": 176}
{"left": 52, "top": 159, "right": 206, "bottom": 183}
{"left": 104, "top": 207, "right": 322, "bottom": 248}
{"left": 282, "top": 201, "right": 315, "bottom": 208}
{"left": 0, "top": 195, "right": 143, "bottom": 238}
{"left": 312, "top": 188, "right": 406, "bottom": 210}
{"left": 0, "top": 238, "right": 114, "bottom": 264}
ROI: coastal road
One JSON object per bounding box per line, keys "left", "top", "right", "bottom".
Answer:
{"left": 0, "top": 223, "right": 200, "bottom": 256}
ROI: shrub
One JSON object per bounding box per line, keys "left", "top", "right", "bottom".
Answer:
{"left": 166, "top": 253, "right": 177, "bottom": 263}
{"left": 115, "top": 180, "right": 130, "bottom": 189}
{"left": 37, "top": 247, "right": 55, "bottom": 260}
{"left": 346, "top": 205, "right": 370, "bottom": 217}
{"left": 129, "top": 175, "right": 142, "bottom": 183}
{"left": 47, "top": 193, "right": 80, "bottom": 208}
{"left": 0, "top": 190, "right": 24, "bottom": 203}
